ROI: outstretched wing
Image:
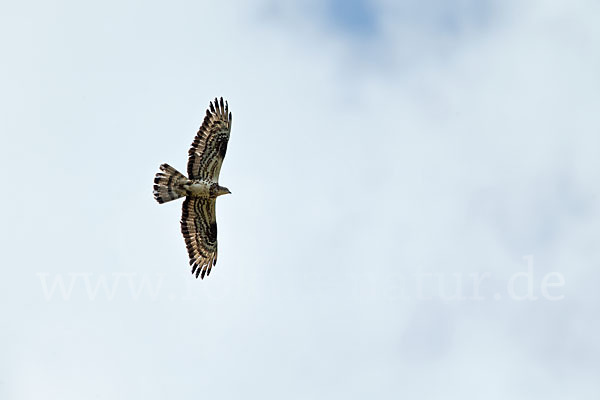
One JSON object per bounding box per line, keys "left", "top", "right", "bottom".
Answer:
{"left": 181, "top": 198, "right": 218, "bottom": 279}
{"left": 188, "top": 97, "right": 232, "bottom": 181}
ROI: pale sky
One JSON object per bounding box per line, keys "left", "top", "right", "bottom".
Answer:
{"left": 1, "top": 0, "right": 599, "bottom": 399}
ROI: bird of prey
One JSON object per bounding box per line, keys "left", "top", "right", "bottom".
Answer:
{"left": 153, "top": 97, "right": 232, "bottom": 279}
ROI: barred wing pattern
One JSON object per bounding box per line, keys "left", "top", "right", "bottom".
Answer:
{"left": 181, "top": 197, "right": 218, "bottom": 279}
{"left": 187, "top": 97, "right": 232, "bottom": 181}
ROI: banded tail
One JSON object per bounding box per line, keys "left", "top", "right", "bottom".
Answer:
{"left": 153, "top": 164, "right": 188, "bottom": 204}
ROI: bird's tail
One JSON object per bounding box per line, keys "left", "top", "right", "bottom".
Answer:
{"left": 153, "top": 163, "right": 188, "bottom": 204}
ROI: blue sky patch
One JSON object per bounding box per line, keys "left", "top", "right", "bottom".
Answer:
{"left": 325, "top": 0, "right": 378, "bottom": 37}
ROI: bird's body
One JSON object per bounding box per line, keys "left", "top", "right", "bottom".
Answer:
{"left": 153, "top": 97, "right": 232, "bottom": 279}
{"left": 181, "top": 179, "right": 230, "bottom": 198}
{"left": 186, "top": 180, "right": 213, "bottom": 197}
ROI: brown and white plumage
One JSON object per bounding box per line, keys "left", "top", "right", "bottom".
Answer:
{"left": 181, "top": 197, "right": 218, "bottom": 279}
{"left": 188, "top": 97, "right": 231, "bottom": 181}
{"left": 153, "top": 97, "right": 232, "bottom": 279}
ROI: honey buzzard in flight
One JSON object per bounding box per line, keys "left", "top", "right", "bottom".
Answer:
{"left": 153, "top": 97, "right": 232, "bottom": 279}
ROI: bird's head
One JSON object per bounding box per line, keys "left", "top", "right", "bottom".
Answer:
{"left": 215, "top": 185, "right": 231, "bottom": 197}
